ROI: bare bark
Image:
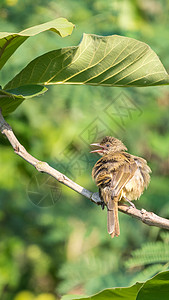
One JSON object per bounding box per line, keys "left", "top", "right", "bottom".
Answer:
{"left": 1, "top": 109, "right": 169, "bottom": 231}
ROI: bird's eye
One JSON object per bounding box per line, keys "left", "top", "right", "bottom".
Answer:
{"left": 106, "top": 144, "right": 110, "bottom": 147}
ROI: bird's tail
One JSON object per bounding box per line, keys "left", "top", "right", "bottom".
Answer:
{"left": 107, "top": 197, "right": 120, "bottom": 238}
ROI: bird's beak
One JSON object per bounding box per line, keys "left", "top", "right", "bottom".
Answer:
{"left": 90, "top": 143, "right": 106, "bottom": 153}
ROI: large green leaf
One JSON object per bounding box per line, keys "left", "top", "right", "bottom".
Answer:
{"left": 136, "top": 271, "right": 169, "bottom": 300}
{"left": 61, "top": 282, "right": 143, "bottom": 300}
{"left": 61, "top": 271, "right": 169, "bottom": 300}
{"left": 0, "top": 85, "right": 47, "bottom": 115}
{"left": 0, "top": 18, "right": 74, "bottom": 70}
{"left": 5, "top": 33, "right": 169, "bottom": 90}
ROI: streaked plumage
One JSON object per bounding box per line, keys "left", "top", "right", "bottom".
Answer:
{"left": 91, "top": 136, "right": 151, "bottom": 238}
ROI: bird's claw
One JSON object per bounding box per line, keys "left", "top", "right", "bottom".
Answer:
{"left": 123, "top": 196, "right": 136, "bottom": 209}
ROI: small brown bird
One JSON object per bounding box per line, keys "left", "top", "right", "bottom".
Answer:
{"left": 91, "top": 136, "right": 151, "bottom": 238}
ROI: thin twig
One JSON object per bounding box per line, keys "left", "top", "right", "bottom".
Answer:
{"left": 0, "top": 109, "right": 169, "bottom": 231}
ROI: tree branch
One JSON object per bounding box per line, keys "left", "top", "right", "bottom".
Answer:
{"left": 0, "top": 109, "right": 169, "bottom": 231}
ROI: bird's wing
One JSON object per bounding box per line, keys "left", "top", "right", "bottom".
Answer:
{"left": 110, "top": 161, "right": 136, "bottom": 197}
{"left": 93, "top": 152, "right": 137, "bottom": 198}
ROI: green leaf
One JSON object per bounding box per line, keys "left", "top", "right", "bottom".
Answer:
{"left": 0, "top": 90, "right": 24, "bottom": 115}
{"left": 0, "top": 85, "right": 47, "bottom": 115}
{"left": 0, "top": 18, "right": 74, "bottom": 70}
{"left": 6, "top": 85, "right": 48, "bottom": 98}
{"left": 136, "top": 271, "right": 169, "bottom": 300}
{"left": 61, "top": 282, "right": 143, "bottom": 300}
{"left": 61, "top": 271, "right": 169, "bottom": 300}
{"left": 5, "top": 33, "right": 169, "bottom": 90}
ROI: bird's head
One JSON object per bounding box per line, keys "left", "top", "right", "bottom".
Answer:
{"left": 90, "top": 136, "right": 127, "bottom": 155}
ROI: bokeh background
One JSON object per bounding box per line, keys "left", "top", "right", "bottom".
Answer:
{"left": 0, "top": 0, "right": 169, "bottom": 299}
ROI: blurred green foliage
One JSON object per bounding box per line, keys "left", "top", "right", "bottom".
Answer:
{"left": 0, "top": 0, "right": 169, "bottom": 299}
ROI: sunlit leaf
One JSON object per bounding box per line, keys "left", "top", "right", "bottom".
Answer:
{"left": 5, "top": 33, "right": 169, "bottom": 90}
{"left": 0, "top": 18, "right": 74, "bottom": 70}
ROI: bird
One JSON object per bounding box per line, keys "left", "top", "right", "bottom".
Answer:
{"left": 90, "top": 136, "right": 151, "bottom": 238}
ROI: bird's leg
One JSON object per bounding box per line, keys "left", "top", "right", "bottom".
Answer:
{"left": 123, "top": 196, "right": 136, "bottom": 209}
